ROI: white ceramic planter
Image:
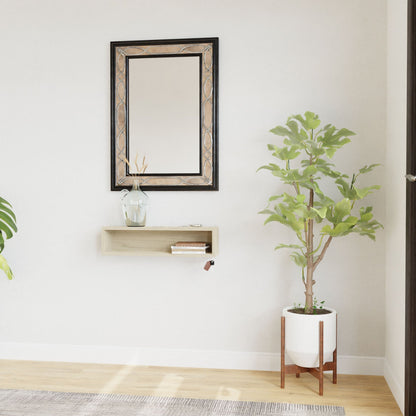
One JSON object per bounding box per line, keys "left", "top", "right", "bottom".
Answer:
{"left": 282, "top": 306, "right": 337, "bottom": 368}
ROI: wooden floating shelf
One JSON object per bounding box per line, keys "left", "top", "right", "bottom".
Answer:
{"left": 101, "top": 226, "right": 218, "bottom": 257}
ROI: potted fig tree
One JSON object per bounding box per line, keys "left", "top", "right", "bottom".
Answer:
{"left": 258, "top": 111, "right": 382, "bottom": 369}
{"left": 0, "top": 196, "right": 17, "bottom": 280}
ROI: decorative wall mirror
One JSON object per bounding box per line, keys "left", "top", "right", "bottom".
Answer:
{"left": 111, "top": 37, "right": 218, "bottom": 191}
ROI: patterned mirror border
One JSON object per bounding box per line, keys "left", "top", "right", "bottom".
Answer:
{"left": 111, "top": 38, "right": 218, "bottom": 191}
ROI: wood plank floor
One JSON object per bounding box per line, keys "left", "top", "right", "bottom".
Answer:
{"left": 0, "top": 360, "right": 402, "bottom": 415}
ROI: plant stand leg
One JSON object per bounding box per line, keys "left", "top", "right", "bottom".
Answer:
{"left": 281, "top": 316, "right": 285, "bottom": 389}
{"left": 319, "top": 321, "right": 324, "bottom": 396}
{"left": 333, "top": 314, "right": 337, "bottom": 384}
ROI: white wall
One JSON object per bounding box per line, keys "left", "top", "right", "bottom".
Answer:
{"left": 0, "top": 0, "right": 387, "bottom": 374}
{"left": 385, "top": 0, "right": 407, "bottom": 413}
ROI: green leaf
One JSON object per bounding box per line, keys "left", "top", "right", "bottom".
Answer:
{"left": 0, "top": 254, "right": 13, "bottom": 280}
{"left": 359, "top": 206, "right": 374, "bottom": 222}
{"left": 269, "top": 195, "right": 283, "bottom": 202}
{"left": 344, "top": 216, "right": 358, "bottom": 226}
{"left": 0, "top": 203, "right": 16, "bottom": 222}
{"left": 292, "top": 112, "right": 321, "bottom": 130}
{"left": 268, "top": 144, "right": 301, "bottom": 161}
{"left": 333, "top": 223, "right": 349, "bottom": 235}
{"left": 337, "top": 128, "right": 356, "bottom": 137}
{"left": 311, "top": 207, "right": 327, "bottom": 219}
{"left": 264, "top": 212, "right": 304, "bottom": 234}
{"left": 321, "top": 224, "right": 333, "bottom": 235}
{"left": 308, "top": 142, "right": 326, "bottom": 157}
{"left": 303, "top": 165, "right": 318, "bottom": 177}
{"left": 292, "top": 114, "right": 308, "bottom": 130}
{"left": 257, "top": 164, "right": 276, "bottom": 172}
{"left": 0, "top": 222, "right": 13, "bottom": 239}
{"left": 318, "top": 125, "right": 353, "bottom": 158}
{"left": 279, "top": 208, "right": 305, "bottom": 232}
{"left": 290, "top": 252, "right": 307, "bottom": 268}
{"left": 282, "top": 169, "right": 301, "bottom": 182}
{"left": 323, "top": 205, "right": 382, "bottom": 240}
{"left": 358, "top": 164, "right": 381, "bottom": 175}
{"left": 296, "top": 194, "right": 306, "bottom": 203}
{"left": 353, "top": 220, "right": 383, "bottom": 240}
{"left": 264, "top": 214, "right": 285, "bottom": 225}
{"left": 275, "top": 243, "right": 305, "bottom": 250}
{"left": 0, "top": 197, "right": 12, "bottom": 207}
{"left": 270, "top": 126, "right": 291, "bottom": 136}
{"left": 335, "top": 178, "right": 358, "bottom": 200}
{"left": 286, "top": 119, "right": 299, "bottom": 134}
{"left": 304, "top": 111, "right": 321, "bottom": 129}
{"left": 258, "top": 209, "right": 275, "bottom": 215}
{"left": 355, "top": 185, "right": 381, "bottom": 199}
{"left": 0, "top": 233, "right": 4, "bottom": 253}
{"left": 0, "top": 211, "right": 17, "bottom": 233}
{"left": 325, "top": 148, "right": 337, "bottom": 159}
{"left": 360, "top": 212, "right": 373, "bottom": 222}
{"left": 333, "top": 199, "right": 351, "bottom": 223}
{"left": 0, "top": 197, "right": 17, "bottom": 241}
{"left": 322, "top": 222, "right": 351, "bottom": 237}
{"left": 292, "top": 204, "right": 309, "bottom": 218}
{"left": 314, "top": 190, "right": 334, "bottom": 207}
{"left": 283, "top": 147, "right": 302, "bottom": 160}
{"left": 309, "top": 158, "right": 347, "bottom": 179}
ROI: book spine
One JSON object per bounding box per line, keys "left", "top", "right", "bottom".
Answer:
{"left": 171, "top": 251, "right": 207, "bottom": 255}
{"left": 174, "top": 242, "right": 208, "bottom": 247}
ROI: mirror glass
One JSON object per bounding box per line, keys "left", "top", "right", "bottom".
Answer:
{"left": 128, "top": 56, "right": 200, "bottom": 174}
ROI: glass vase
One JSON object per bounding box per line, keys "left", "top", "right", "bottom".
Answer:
{"left": 120, "top": 180, "right": 149, "bottom": 227}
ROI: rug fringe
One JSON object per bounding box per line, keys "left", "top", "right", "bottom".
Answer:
{"left": 0, "top": 389, "right": 345, "bottom": 415}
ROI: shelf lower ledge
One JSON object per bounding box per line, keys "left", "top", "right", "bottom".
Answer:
{"left": 103, "top": 251, "right": 214, "bottom": 257}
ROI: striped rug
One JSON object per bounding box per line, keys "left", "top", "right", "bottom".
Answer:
{"left": 0, "top": 389, "right": 345, "bottom": 415}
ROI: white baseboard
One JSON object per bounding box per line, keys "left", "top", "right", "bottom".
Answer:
{"left": 0, "top": 342, "right": 384, "bottom": 376}
{"left": 337, "top": 354, "right": 385, "bottom": 376}
{"left": 384, "top": 359, "right": 404, "bottom": 414}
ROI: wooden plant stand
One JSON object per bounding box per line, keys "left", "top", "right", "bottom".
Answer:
{"left": 280, "top": 316, "right": 337, "bottom": 395}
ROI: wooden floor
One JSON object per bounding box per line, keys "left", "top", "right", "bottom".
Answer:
{"left": 0, "top": 360, "right": 402, "bottom": 415}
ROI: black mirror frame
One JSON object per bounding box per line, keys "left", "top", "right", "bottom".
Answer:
{"left": 110, "top": 37, "right": 218, "bottom": 191}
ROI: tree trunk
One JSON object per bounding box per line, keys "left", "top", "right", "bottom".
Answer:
{"left": 305, "top": 155, "right": 315, "bottom": 314}
{"left": 305, "top": 218, "right": 314, "bottom": 313}
{"left": 305, "top": 180, "right": 313, "bottom": 313}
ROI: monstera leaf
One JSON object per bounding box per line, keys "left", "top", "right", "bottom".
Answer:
{"left": 0, "top": 254, "right": 13, "bottom": 280}
{"left": 0, "top": 196, "right": 17, "bottom": 253}
{"left": 0, "top": 196, "right": 17, "bottom": 280}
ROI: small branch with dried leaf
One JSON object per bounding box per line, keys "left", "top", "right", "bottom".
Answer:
{"left": 124, "top": 152, "right": 148, "bottom": 174}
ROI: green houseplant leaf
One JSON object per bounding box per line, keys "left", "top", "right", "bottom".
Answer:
{"left": 0, "top": 196, "right": 17, "bottom": 280}
{"left": 0, "top": 254, "right": 13, "bottom": 280}
{"left": 0, "top": 197, "right": 17, "bottom": 245}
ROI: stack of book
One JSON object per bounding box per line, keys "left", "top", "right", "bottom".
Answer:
{"left": 171, "top": 241, "right": 209, "bottom": 255}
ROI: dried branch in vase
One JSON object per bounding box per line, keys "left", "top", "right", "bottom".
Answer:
{"left": 124, "top": 152, "right": 148, "bottom": 174}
